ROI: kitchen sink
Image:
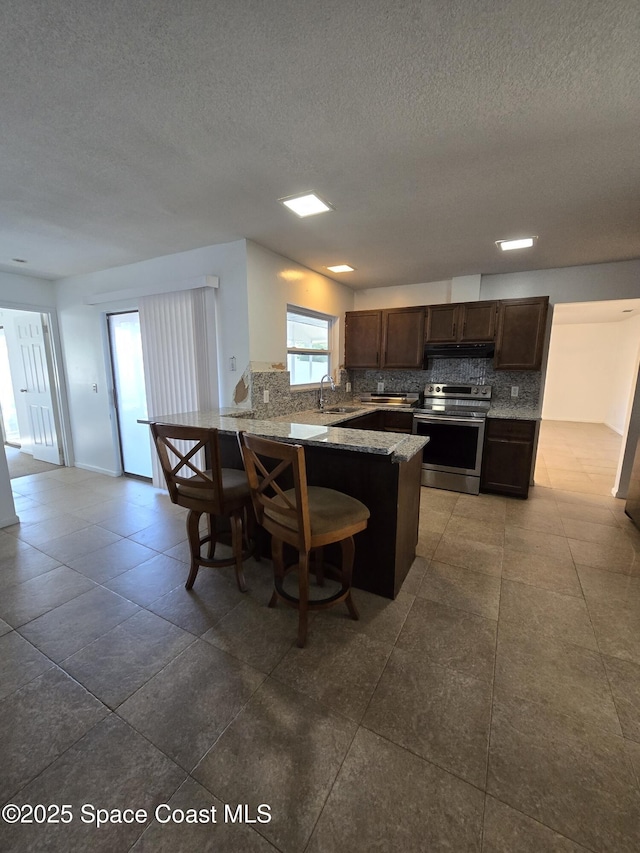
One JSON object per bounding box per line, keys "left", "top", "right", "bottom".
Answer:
{"left": 324, "top": 406, "right": 360, "bottom": 413}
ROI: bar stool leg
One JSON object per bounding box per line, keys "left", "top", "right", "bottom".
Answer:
{"left": 185, "top": 509, "right": 203, "bottom": 590}
{"left": 297, "top": 551, "right": 310, "bottom": 648}
{"left": 340, "top": 536, "right": 359, "bottom": 621}
{"left": 206, "top": 514, "right": 217, "bottom": 559}
{"left": 230, "top": 511, "right": 247, "bottom": 592}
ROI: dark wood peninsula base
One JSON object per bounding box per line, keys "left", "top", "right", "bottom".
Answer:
{"left": 218, "top": 433, "right": 422, "bottom": 600}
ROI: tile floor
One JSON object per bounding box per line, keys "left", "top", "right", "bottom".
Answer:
{"left": 534, "top": 420, "right": 622, "bottom": 495}
{"left": 1, "top": 421, "right": 640, "bottom": 851}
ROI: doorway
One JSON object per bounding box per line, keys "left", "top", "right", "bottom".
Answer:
{"left": 0, "top": 308, "right": 64, "bottom": 468}
{"left": 107, "top": 311, "right": 152, "bottom": 479}
{"left": 0, "top": 327, "right": 20, "bottom": 445}
{"left": 538, "top": 298, "right": 640, "bottom": 497}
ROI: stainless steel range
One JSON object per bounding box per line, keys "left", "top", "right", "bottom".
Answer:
{"left": 412, "top": 383, "right": 492, "bottom": 494}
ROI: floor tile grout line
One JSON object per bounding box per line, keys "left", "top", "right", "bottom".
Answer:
{"left": 357, "top": 719, "right": 490, "bottom": 798}
{"left": 483, "top": 790, "right": 603, "bottom": 853}
{"left": 576, "top": 562, "right": 633, "bottom": 748}
{"left": 484, "top": 572, "right": 501, "bottom": 800}
{"left": 299, "top": 721, "right": 362, "bottom": 853}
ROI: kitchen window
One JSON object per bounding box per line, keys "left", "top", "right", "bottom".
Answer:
{"left": 287, "top": 307, "right": 333, "bottom": 386}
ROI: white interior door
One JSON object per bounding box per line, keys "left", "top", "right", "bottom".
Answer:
{"left": 13, "top": 314, "right": 62, "bottom": 464}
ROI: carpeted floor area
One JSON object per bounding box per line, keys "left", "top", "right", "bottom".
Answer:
{"left": 3, "top": 444, "right": 61, "bottom": 479}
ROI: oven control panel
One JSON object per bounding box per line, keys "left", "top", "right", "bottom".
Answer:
{"left": 424, "top": 384, "right": 492, "bottom": 399}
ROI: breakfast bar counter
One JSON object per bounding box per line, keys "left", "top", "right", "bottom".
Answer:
{"left": 146, "top": 409, "right": 428, "bottom": 599}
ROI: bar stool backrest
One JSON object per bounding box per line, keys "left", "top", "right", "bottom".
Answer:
{"left": 151, "top": 423, "right": 225, "bottom": 514}
{"left": 238, "top": 432, "right": 312, "bottom": 553}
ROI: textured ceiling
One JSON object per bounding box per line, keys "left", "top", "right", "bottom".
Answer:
{"left": 0, "top": 0, "right": 638, "bottom": 288}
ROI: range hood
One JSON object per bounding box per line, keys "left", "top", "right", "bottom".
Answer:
{"left": 423, "top": 342, "right": 495, "bottom": 363}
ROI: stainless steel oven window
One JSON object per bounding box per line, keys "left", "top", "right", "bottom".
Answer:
{"left": 413, "top": 416, "right": 485, "bottom": 476}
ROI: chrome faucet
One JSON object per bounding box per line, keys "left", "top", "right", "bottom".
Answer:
{"left": 318, "top": 374, "right": 335, "bottom": 410}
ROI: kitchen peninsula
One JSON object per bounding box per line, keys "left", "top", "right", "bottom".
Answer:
{"left": 145, "top": 407, "right": 427, "bottom": 599}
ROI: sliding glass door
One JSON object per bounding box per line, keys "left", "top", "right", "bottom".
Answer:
{"left": 108, "top": 312, "right": 152, "bottom": 478}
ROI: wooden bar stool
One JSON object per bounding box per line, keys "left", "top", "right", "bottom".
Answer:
{"left": 151, "top": 423, "right": 253, "bottom": 592}
{"left": 238, "top": 431, "right": 370, "bottom": 647}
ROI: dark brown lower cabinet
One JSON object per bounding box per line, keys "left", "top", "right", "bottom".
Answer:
{"left": 480, "top": 418, "right": 537, "bottom": 498}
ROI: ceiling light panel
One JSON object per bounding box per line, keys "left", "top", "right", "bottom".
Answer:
{"left": 495, "top": 237, "right": 537, "bottom": 251}
{"left": 327, "top": 264, "right": 355, "bottom": 273}
{"left": 279, "top": 192, "right": 334, "bottom": 217}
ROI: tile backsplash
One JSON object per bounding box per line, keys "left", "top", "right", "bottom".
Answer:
{"left": 250, "top": 368, "right": 352, "bottom": 419}
{"left": 350, "top": 358, "right": 542, "bottom": 413}
{"left": 248, "top": 359, "right": 542, "bottom": 418}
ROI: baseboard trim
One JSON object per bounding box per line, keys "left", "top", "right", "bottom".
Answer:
{"left": 0, "top": 513, "right": 20, "bottom": 528}
{"left": 74, "top": 463, "right": 121, "bottom": 477}
{"left": 604, "top": 421, "right": 624, "bottom": 436}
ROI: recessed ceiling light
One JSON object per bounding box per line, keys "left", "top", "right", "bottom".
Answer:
{"left": 11, "top": 257, "right": 27, "bottom": 263}
{"left": 495, "top": 237, "right": 537, "bottom": 251}
{"left": 327, "top": 264, "right": 355, "bottom": 273}
{"left": 279, "top": 192, "right": 334, "bottom": 217}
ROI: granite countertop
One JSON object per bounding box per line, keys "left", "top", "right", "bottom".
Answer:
{"left": 145, "top": 408, "right": 427, "bottom": 463}
{"left": 487, "top": 407, "right": 541, "bottom": 420}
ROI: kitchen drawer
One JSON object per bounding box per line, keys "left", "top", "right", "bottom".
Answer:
{"left": 485, "top": 418, "right": 536, "bottom": 441}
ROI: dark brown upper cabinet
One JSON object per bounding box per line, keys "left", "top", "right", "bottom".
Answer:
{"left": 425, "top": 301, "right": 497, "bottom": 343}
{"left": 344, "top": 310, "right": 382, "bottom": 368}
{"left": 380, "top": 307, "right": 425, "bottom": 368}
{"left": 495, "top": 296, "right": 549, "bottom": 370}
{"left": 345, "top": 307, "right": 424, "bottom": 369}
{"left": 425, "top": 304, "right": 458, "bottom": 342}
{"left": 459, "top": 301, "right": 497, "bottom": 342}
{"left": 346, "top": 296, "right": 548, "bottom": 371}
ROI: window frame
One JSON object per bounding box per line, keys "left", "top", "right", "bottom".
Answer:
{"left": 286, "top": 305, "right": 335, "bottom": 389}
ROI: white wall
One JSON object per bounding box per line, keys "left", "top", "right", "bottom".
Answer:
{"left": 607, "top": 314, "right": 640, "bottom": 434}
{"left": 55, "top": 240, "right": 250, "bottom": 475}
{"left": 481, "top": 259, "right": 640, "bottom": 304}
{"left": 542, "top": 323, "right": 621, "bottom": 423}
{"left": 246, "top": 241, "right": 354, "bottom": 370}
{"left": 354, "top": 275, "right": 481, "bottom": 311}
{"left": 354, "top": 279, "right": 451, "bottom": 310}
{"left": 0, "top": 271, "right": 56, "bottom": 310}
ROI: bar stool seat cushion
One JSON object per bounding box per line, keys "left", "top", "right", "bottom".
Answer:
{"left": 266, "top": 486, "right": 370, "bottom": 537}
{"left": 177, "top": 468, "right": 250, "bottom": 502}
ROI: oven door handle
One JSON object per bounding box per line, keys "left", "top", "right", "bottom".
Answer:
{"left": 414, "top": 416, "right": 484, "bottom": 425}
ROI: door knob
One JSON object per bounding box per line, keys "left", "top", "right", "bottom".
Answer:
{"left": 20, "top": 388, "right": 28, "bottom": 392}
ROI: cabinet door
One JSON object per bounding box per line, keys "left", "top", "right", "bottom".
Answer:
{"left": 495, "top": 297, "right": 549, "bottom": 370}
{"left": 480, "top": 419, "right": 536, "bottom": 498}
{"left": 459, "top": 301, "right": 497, "bottom": 342}
{"left": 345, "top": 311, "right": 382, "bottom": 368}
{"left": 381, "top": 307, "right": 425, "bottom": 368}
{"left": 425, "top": 304, "right": 459, "bottom": 342}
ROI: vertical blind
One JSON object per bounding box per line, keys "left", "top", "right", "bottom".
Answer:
{"left": 139, "top": 288, "right": 214, "bottom": 487}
